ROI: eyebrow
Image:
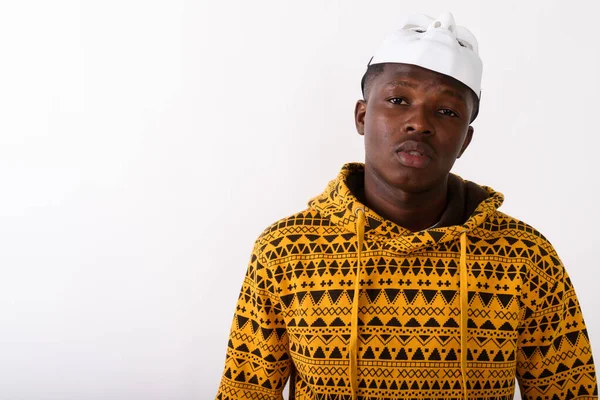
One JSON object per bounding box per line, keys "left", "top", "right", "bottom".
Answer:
{"left": 440, "top": 88, "right": 466, "bottom": 102}
{"left": 384, "top": 80, "right": 418, "bottom": 90}
{"left": 384, "top": 80, "right": 467, "bottom": 103}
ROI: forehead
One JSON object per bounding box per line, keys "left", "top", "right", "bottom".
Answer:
{"left": 375, "top": 63, "right": 472, "bottom": 102}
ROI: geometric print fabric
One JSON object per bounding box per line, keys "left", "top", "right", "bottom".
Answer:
{"left": 216, "top": 162, "right": 597, "bottom": 400}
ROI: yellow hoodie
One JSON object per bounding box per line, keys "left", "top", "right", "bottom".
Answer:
{"left": 216, "top": 162, "right": 597, "bottom": 400}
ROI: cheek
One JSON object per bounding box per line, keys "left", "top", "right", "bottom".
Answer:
{"left": 438, "top": 131, "right": 469, "bottom": 158}
{"left": 364, "top": 110, "right": 396, "bottom": 143}
{"left": 364, "top": 127, "right": 395, "bottom": 156}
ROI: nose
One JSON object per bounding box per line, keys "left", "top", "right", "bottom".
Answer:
{"left": 402, "top": 106, "right": 435, "bottom": 136}
{"left": 427, "top": 12, "right": 457, "bottom": 38}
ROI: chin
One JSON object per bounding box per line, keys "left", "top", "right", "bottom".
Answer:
{"left": 387, "top": 166, "right": 446, "bottom": 194}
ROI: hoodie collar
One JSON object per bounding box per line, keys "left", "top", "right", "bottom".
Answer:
{"left": 307, "top": 162, "right": 504, "bottom": 253}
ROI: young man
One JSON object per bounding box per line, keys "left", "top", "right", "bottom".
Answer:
{"left": 216, "top": 12, "right": 597, "bottom": 400}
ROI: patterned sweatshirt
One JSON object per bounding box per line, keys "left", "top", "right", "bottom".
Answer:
{"left": 216, "top": 162, "right": 597, "bottom": 400}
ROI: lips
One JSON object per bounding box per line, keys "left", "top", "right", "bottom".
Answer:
{"left": 395, "top": 140, "right": 434, "bottom": 169}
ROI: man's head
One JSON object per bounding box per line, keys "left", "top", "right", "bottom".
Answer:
{"left": 354, "top": 12, "right": 482, "bottom": 193}
{"left": 355, "top": 62, "right": 476, "bottom": 193}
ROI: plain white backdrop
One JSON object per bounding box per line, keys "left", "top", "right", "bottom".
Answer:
{"left": 0, "top": 1, "right": 598, "bottom": 399}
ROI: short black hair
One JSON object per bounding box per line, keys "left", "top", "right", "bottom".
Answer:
{"left": 360, "top": 63, "right": 480, "bottom": 123}
{"left": 360, "top": 63, "right": 386, "bottom": 101}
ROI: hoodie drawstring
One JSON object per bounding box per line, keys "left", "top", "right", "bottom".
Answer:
{"left": 350, "top": 207, "right": 365, "bottom": 400}
{"left": 350, "top": 208, "right": 469, "bottom": 400}
{"left": 459, "top": 230, "right": 469, "bottom": 400}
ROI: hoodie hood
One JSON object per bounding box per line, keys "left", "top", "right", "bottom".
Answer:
{"left": 306, "top": 162, "right": 504, "bottom": 400}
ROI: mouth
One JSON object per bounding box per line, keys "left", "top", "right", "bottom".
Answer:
{"left": 395, "top": 140, "right": 434, "bottom": 169}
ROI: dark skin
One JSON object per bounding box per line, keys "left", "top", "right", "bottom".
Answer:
{"left": 354, "top": 63, "right": 475, "bottom": 232}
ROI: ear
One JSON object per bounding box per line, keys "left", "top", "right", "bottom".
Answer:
{"left": 354, "top": 99, "right": 367, "bottom": 136}
{"left": 457, "top": 126, "right": 474, "bottom": 159}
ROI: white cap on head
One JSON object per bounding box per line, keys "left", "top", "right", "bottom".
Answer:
{"left": 368, "top": 12, "right": 483, "bottom": 98}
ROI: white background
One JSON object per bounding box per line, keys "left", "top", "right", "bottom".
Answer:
{"left": 0, "top": 1, "right": 598, "bottom": 399}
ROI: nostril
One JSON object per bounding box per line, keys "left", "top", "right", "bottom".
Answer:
{"left": 433, "top": 21, "right": 441, "bottom": 28}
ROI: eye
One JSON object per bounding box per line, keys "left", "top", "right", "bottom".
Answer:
{"left": 404, "top": 25, "right": 426, "bottom": 33}
{"left": 438, "top": 108, "right": 459, "bottom": 117}
{"left": 457, "top": 39, "right": 473, "bottom": 50}
{"left": 389, "top": 97, "right": 409, "bottom": 105}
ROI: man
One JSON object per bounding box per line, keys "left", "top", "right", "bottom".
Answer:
{"left": 216, "top": 12, "right": 597, "bottom": 400}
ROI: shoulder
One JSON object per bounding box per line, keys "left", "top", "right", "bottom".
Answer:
{"left": 251, "top": 206, "right": 327, "bottom": 263}
{"left": 481, "top": 210, "right": 564, "bottom": 281}
{"left": 484, "top": 210, "right": 551, "bottom": 242}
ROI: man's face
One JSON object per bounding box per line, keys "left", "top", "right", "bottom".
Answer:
{"left": 355, "top": 63, "right": 475, "bottom": 193}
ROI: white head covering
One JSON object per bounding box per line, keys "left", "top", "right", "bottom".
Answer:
{"left": 367, "top": 12, "right": 483, "bottom": 99}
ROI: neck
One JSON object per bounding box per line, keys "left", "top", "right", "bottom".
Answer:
{"left": 358, "top": 167, "right": 449, "bottom": 232}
